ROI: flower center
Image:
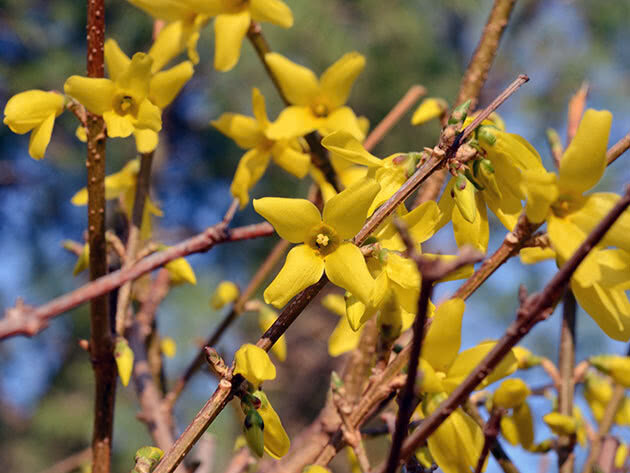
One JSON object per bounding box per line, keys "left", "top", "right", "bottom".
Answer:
{"left": 113, "top": 93, "right": 139, "bottom": 117}
{"left": 312, "top": 103, "right": 329, "bottom": 117}
{"left": 307, "top": 223, "right": 339, "bottom": 256}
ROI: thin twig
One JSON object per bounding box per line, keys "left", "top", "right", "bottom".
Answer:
{"left": 474, "top": 408, "right": 505, "bottom": 473}
{"left": 39, "top": 448, "right": 91, "bottom": 473}
{"left": 363, "top": 85, "right": 426, "bottom": 151}
{"left": 381, "top": 185, "right": 630, "bottom": 472}
{"left": 606, "top": 132, "right": 630, "bottom": 165}
{"left": 0, "top": 222, "right": 274, "bottom": 339}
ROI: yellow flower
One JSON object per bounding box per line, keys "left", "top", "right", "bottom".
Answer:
{"left": 254, "top": 178, "right": 380, "bottom": 308}
{"left": 492, "top": 378, "right": 530, "bottom": 409}
{"left": 210, "top": 280, "right": 240, "bottom": 309}
{"left": 64, "top": 39, "right": 193, "bottom": 153}
{"left": 252, "top": 390, "right": 290, "bottom": 458}
{"left": 164, "top": 251, "right": 197, "bottom": 285}
{"left": 501, "top": 402, "right": 534, "bottom": 450}
{"left": 3, "top": 90, "right": 65, "bottom": 159}
{"left": 258, "top": 306, "right": 287, "bottom": 361}
{"left": 591, "top": 355, "right": 630, "bottom": 387}
{"left": 264, "top": 52, "right": 366, "bottom": 141}
{"left": 128, "top": 0, "right": 293, "bottom": 72}
{"left": 418, "top": 298, "right": 518, "bottom": 394}
{"left": 114, "top": 337, "right": 134, "bottom": 387}
{"left": 71, "top": 159, "right": 163, "bottom": 240}
{"left": 213, "top": 88, "right": 310, "bottom": 208}
{"left": 233, "top": 344, "right": 276, "bottom": 389}
{"left": 322, "top": 293, "right": 363, "bottom": 357}
{"left": 520, "top": 110, "right": 630, "bottom": 340}
{"left": 435, "top": 123, "right": 543, "bottom": 252}
{"left": 411, "top": 98, "right": 447, "bottom": 126}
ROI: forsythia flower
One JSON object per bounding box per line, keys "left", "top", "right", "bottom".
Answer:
{"left": 3, "top": 90, "right": 65, "bottom": 159}
{"left": 234, "top": 344, "right": 276, "bottom": 389}
{"left": 435, "top": 120, "right": 543, "bottom": 252}
{"left": 252, "top": 390, "right": 290, "bottom": 458}
{"left": 411, "top": 98, "right": 447, "bottom": 126}
{"left": 584, "top": 371, "right": 630, "bottom": 425}
{"left": 322, "top": 294, "right": 363, "bottom": 357}
{"left": 264, "top": 52, "right": 367, "bottom": 141}
{"left": 254, "top": 178, "right": 380, "bottom": 308}
{"left": 415, "top": 299, "right": 518, "bottom": 473}
{"left": 71, "top": 159, "right": 163, "bottom": 240}
{"left": 520, "top": 109, "right": 630, "bottom": 340}
{"left": 127, "top": 0, "right": 293, "bottom": 72}
{"left": 64, "top": 39, "right": 193, "bottom": 153}
{"left": 210, "top": 280, "right": 240, "bottom": 309}
{"left": 212, "top": 88, "right": 310, "bottom": 208}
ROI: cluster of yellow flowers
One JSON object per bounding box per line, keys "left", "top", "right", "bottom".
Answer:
{"left": 4, "top": 0, "right": 630, "bottom": 471}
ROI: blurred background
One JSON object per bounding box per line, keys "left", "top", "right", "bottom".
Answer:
{"left": 1, "top": 0, "right": 629, "bottom": 471}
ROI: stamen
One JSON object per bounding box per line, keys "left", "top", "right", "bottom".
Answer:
{"left": 316, "top": 233, "right": 329, "bottom": 247}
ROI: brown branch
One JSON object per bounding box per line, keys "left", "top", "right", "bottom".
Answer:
{"left": 455, "top": 0, "right": 517, "bottom": 110}
{"left": 363, "top": 85, "right": 426, "bottom": 151}
{"left": 607, "top": 132, "right": 630, "bottom": 166}
{"left": 84, "top": 1, "right": 115, "bottom": 471}
{"left": 0, "top": 222, "right": 274, "bottom": 340}
{"left": 557, "top": 290, "right": 577, "bottom": 473}
{"left": 380, "top": 184, "right": 630, "bottom": 472}
{"left": 115, "top": 151, "right": 155, "bottom": 335}
{"left": 474, "top": 408, "right": 505, "bottom": 473}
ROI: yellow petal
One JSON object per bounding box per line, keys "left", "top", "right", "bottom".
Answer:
{"left": 346, "top": 291, "right": 369, "bottom": 331}
{"left": 233, "top": 344, "right": 276, "bottom": 388}
{"left": 444, "top": 342, "right": 517, "bottom": 392}
{"left": 324, "top": 243, "right": 374, "bottom": 304}
{"left": 411, "top": 98, "right": 446, "bottom": 125}
{"left": 249, "top": 0, "right": 293, "bottom": 28}
{"left": 559, "top": 109, "right": 612, "bottom": 195}
{"left": 321, "top": 130, "right": 383, "bottom": 167}
{"left": 520, "top": 169, "right": 558, "bottom": 223}
{"left": 135, "top": 99, "right": 163, "bottom": 131}
{"left": 103, "top": 110, "right": 135, "bottom": 138}
{"left": 213, "top": 10, "right": 251, "bottom": 71}
{"left": 322, "top": 178, "right": 380, "bottom": 239}
{"left": 423, "top": 298, "right": 465, "bottom": 373}
{"left": 116, "top": 52, "right": 153, "bottom": 99}
{"left": 253, "top": 391, "right": 290, "bottom": 458}
{"left": 426, "top": 403, "right": 484, "bottom": 473}
{"left": 328, "top": 314, "right": 362, "bottom": 357}
{"left": 63, "top": 76, "right": 115, "bottom": 115}
{"left": 104, "top": 39, "right": 130, "bottom": 81}
{"left": 319, "top": 52, "right": 366, "bottom": 110}
{"left": 264, "top": 52, "right": 319, "bottom": 106}
{"left": 303, "top": 466, "right": 331, "bottom": 473}
{"left": 264, "top": 245, "right": 324, "bottom": 308}
{"left": 213, "top": 113, "right": 263, "bottom": 149}
{"left": 210, "top": 281, "right": 240, "bottom": 309}
{"left": 384, "top": 253, "right": 420, "bottom": 289}
{"left": 591, "top": 355, "right": 630, "bottom": 387}
{"left": 134, "top": 129, "right": 159, "bottom": 153}
{"left": 114, "top": 337, "right": 134, "bottom": 387}
{"left": 126, "top": 0, "right": 198, "bottom": 21}
{"left": 417, "top": 358, "right": 445, "bottom": 393}
{"left": 453, "top": 180, "right": 477, "bottom": 223}
{"left": 501, "top": 402, "right": 534, "bottom": 449}
{"left": 251, "top": 87, "right": 269, "bottom": 126}
{"left": 264, "top": 106, "right": 320, "bottom": 140}
{"left": 258, "top": 307, "right": 287, "bottom": 361}
{"left": 543, "top": 412, "right": 578, "bottom": 436}
{"left": 452, "top": 191, "right": 489, "bottom": 253}
{"left": 401, "top": 201, "right": 441, "bottom": 243}
{"left": 149, "top": 19, "right": 204, "bottom": 71}
{"left": 73, "top": 243, "right": 90, "bottom": 275}
{"left": 28, "top": 113, "right": 56, "bottom": 160}
{"left": 598, "top": 249, "right": 630, "bottom": 290}
{"left": 165, "top": 256, "right": 197, "bottom": 285}
{"left": 160, "top": 337, "right": 177, "bottom": 358}
{"left": 520, "top": 247, "right": 556, "bottom": 265}
{"left": 568, "top": 193, "right": 630, "bottom": 253}
{"left": 320, "top": 106, "right": 366, "bottom": 141}
{"left": 253, "top": 197, "right": 321, "bottom": 243}
{"left": 230, "top": 148, "right": 272, "bottom": 208}
{"left": 321, "top": 293, "right": 346, "bottom": 317}
{"left": 270, "top": 141, "right": 311, "bottom": 178}
{"left": 369, "top": 161, "right": 408, "bottom": 214}
{"left": 493, "top": 378, "right": 530, "bottom": 409}
{"left": 149, "top": 61, "right": 194, "bottom": 109}
{"left": 3, "top": 90, "right": 64, "bottom": 134}
{"left": 548, "top": 215, "right": 601, "bottom": 286}
{"left": 572, "top": 278, "right": 630, "bottom": 341}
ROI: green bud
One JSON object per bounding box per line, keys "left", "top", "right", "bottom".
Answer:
{"left": 243, "top": 409, "right": 265, "bottom": 458}
{"left": 331, "top": 371, "right": 344, "bottom": 389}
{"left": 463, "top": 169, "right": 485, "bottom": 191}
{"left": 448, "top": 99, "right": 471, "bottom": 125}
{"left": 132, "top": 446, "right": 164, "bottom": 473}
{"left": 455, "top": 173, "right": 468, "bottom": 191}
{"left": 477, "top": 126, "right": 497, "bottom": 145}
{"left": 480, "top": 159, "right": 494, "bottom": 174}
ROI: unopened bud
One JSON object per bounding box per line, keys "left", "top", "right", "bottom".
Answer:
{"left": 493, "top": 379, "right": 530, "bottom": 409}
{"left": 114, "top": 337, "right": 134, "bottom": 387}
{"left": 448, "top": 99, "right": 471, "bottom": 125}
{"left": 210, "top": 281, "right": 240, "bottom": 309}
{"left": 543, "top": 412, "right": 578, "bottom": 436}
{"left": 591, "top": 355, "right": 630, "bottom": 388}
{"left": 243, "top": 409, "right": 265, "bottom": 458}
{"left": 478, "top": 126, "right": 497, "bottom": 145}
{"left": 132, "top": 446, "right": 164, "bottom": 473}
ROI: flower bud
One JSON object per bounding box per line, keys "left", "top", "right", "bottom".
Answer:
{"left": 448, "top": 99, "right": 471, "bottom": 125}
{"left": 210, "top": 280, "right": 239, "bottom": 309}
{"left": 453, "top": 176, "right": 477, "bottom": 223}
{"left": 234, "top": 344, "right": 276, "bottom": 389}
{"left": 411, "top": 98, "right": 447, "bottom": 126}
{"left": 512, "top": 346, "right": 542, "bottom": 370}
{"left": 493, "top": 378, "right": 530, "bottom": 409}
{"left": 114, "top": 337, "right": 134, "bottom": 387}
{"left": 243, "top": 409, "right": 265, "bottom": 458}
{"left": 132, "top": 446, "right": 164, "bottom": 473}
{"left": 543, "top": 412, "right": 578, "bottom": 436}
{"left": 477, "top": 126, "right": 497, "bottom": 146}
{"left": 160, "top": 337, "right": 177, "bottom": 358}
{"left": 303, "top": 466, "right": 331, "bottom": 473}
{"left": 616, "top": 443, "right": 629, "bottom": 469}
{"left": 591, "top": 355, "right": 630, "bottom": 387}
